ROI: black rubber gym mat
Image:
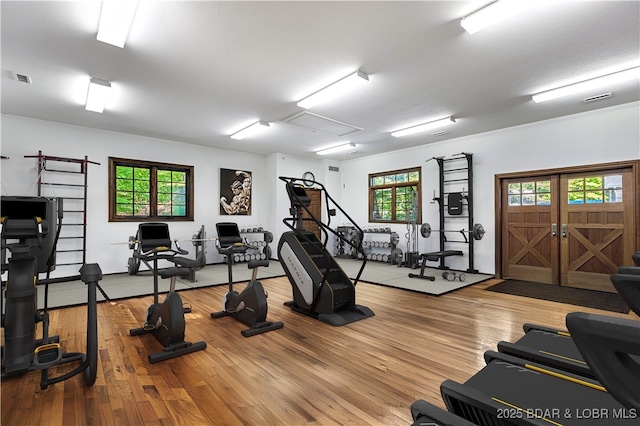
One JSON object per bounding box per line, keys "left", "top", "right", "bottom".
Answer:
{"left": 487, "top": 280, "right": 630, "bottom": 314}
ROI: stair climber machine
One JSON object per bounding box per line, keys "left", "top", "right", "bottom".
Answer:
{"left": 129, "top": 223, "right": 206, "bottom": 363}
{"left": 277, "top": 176, "right": 374, "bottom": 326}
{"left": 1, "top": 196, "right": 101, "bottom": 389}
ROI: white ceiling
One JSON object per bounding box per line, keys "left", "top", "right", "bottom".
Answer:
{"left": 2, "top": 1, "right": 639, "bottom": 160}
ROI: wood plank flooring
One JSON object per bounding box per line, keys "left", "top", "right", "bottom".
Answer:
{"left": 2, "top": 276, "right": 636, "bottom": 425}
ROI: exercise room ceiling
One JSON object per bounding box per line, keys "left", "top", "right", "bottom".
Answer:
{"left": 1, "top": 1, "right": 639, "bottom": 159}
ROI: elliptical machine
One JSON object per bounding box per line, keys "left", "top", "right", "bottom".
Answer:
{"left": 129, "top": 223, "right": 206, "bottom": 363}
{"left": 211, "top": 222, "right": 283, "bottom": 337}
{"left": 1, "top": 196, "right": 101, "bottom": 389}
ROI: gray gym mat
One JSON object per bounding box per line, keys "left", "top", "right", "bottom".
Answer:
{"left": 335, "top": 258, "right": 493, "bottom": 296}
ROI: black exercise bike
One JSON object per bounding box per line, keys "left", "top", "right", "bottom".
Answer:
{"left": 210, "top": 222, "right": 283, "bottom": 337}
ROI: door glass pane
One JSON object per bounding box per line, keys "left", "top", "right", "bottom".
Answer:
{"left": 568, "top": 191, "right": 584, "bottom": 204}
{"left": 604, "top": 175, "right": 623, "bottom": 203}
{"left": 586, "top": 191, "right": 603, "bottom": 203}
{"left": 522, "top": 194, "right": 535, "bottom": 205}
{"left": 522, "top": 182, "right": 535, "bottom": 193}
{"left": 536, "top": 180, "right": 550, "bottom": 193}
{"left": 568, "top": 178, "right": 584, "bottom": 191}
{"left": 508, "top": 183, "right": 520, "bottom": 194}
{"left": 585, "top": 176, "right": 602, "bottom": 190}
{"left": 508, "top": 194, "right": 520, "bottom": 206}
{"left": 537, "top": 193, "right": 551, "bottom": 205}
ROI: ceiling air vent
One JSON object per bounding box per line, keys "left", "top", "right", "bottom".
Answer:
{"left": 14, "top": 73, "right": 32, "bottom": 84}
{"left": 431, "top": 130, "right": 449, "bottom": 137}
{"left": 583, "top": 93, "right": 611, "bottom": 103}
{"left": 329, "top": 166, "right": 340, "bottom": 172}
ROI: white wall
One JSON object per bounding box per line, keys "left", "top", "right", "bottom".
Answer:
{"left": 339, "top": 101, "right": 640, "bottom": 274}
{"left": 2, "top": 101, "right": 639, "bottom": 277}
{"left": 0, "top": 115, "right": 282, "bottom": 276}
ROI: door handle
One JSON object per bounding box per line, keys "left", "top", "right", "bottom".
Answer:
{"left": 561, "top": 224, "right": 567, "bottom": 238}
{"left": 551, "top": 223, "right": 557, "bottom": 237}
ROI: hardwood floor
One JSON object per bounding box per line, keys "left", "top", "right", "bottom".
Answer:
{"left": 1, "top": 276, "right": 636, "bottom": 425}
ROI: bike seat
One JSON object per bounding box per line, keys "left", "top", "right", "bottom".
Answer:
{"left": 159, "top": 267, "right": 191, "bottom": 279}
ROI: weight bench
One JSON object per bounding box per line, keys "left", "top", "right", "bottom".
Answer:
{"left": 408, "top": 250, "right": 463, "bottom": 281}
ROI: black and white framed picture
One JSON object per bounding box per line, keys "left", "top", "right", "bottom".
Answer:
{"left": 219, "top": 168, "right": 252, "bottom": 215}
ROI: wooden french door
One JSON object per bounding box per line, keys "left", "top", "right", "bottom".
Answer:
{"left": 301, "top": 188, "right": 322, "bottom": 241}
{"left": 501, "top": 164, "right": 637, "bottom": 292}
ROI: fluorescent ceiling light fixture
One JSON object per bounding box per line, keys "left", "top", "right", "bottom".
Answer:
{"left": 532, "top": 66, "right": 640, "bottom": 103}
{"left": 461, "top": 0, "right": 518, "bottom": 35}
{"left": 97, "top": 0, "right": 139, "bottom": 48}
{"left": 230, "top": 121, "right": 270, "bottom": 140}
{"left": 316, "top": 143, "right": 356, "bottom": 156}
{"left": 297, "top": 70, "right": 369, "bottom": 109}
{"left": 391, "top": 117, "right": 455, "bottom": 137}
{"left": 85, "top": 78, "right": 112, "bottom": 113}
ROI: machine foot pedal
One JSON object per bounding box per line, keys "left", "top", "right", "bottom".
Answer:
{"left": 33, "top": 343, "right": 62, "bottom": 369}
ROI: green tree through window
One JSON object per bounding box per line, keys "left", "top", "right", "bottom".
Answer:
{"left": 369, "top": 167, "right": 421, "bottom": 223}
{"left": 109, "top": 157, "right": 193, "bottom": 221}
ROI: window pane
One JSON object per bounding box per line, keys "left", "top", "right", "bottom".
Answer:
{"left": 172, "top": 171, "right": 186, "bottom": 182}
{"left": 586, "top": 191, "right": 603, "bottom": 203}
{"left": 116, "top": 166, "right": 133, "bottom": 179}
{"left": 604, "top": 175, "right": 622, "bottom": 189}
{"left": 134, "top": 193, "right": 150, "bottom": 204}
{"left": 508, "top": 195, "right": 521, "bottom": 206}
{"left": 568, "top": 178, "right": 584, "bottom": 191}
{"left": 522, "top": 194, "right": 535, "bottom": 205}
{"left": 522, "top": 182, "right": 535, "bottom": 193}
{"left": 408, "top": 171, "right": 419, "bottom": 182}
{"left": 157, "top": 170, "right": 172, "bottom": 181}
{"left": 173, "top": 183, "right": 186, "bottom": 195}
{"left": 116, "top": 191, "right": 132, "bottom": 204}
{"left": 372, "top": 176, "right": 384, "bottom": 186}
{"left": 172, "top": 194, "right": 186, "bottom": 205}
{"left": 585, "top": 176, "right": 603, "bottom": 190}
{"left": 172, "top": 205, "right": 186, "bottom": 216}
{"left": 134, "top": 167, "right": 149, "bottom": 180}
{"left": 604, "top": 189, "right": 622, "bottom": 203}
{"left": 396, "top": 173, "right": 408, "bottom": 183}
{"left": 134, "top": 204, "right": 150, "bottom": 216}
{"left": 116, "top": 203, "right": 132, "bottom": 216}
{"left": 384, "top": 175, "right": 396, "bottom": 184}
{"left": 157, "top": 204, "right": 171, "bottom": 216}
{"left": 134, "top": 180, "right": 150, "bottom": 192}
{"left": 508, "top": 183, "right": 520, "bottom": 194}
{"left": 568, "top": 192, "right": 584, "bottom": 204}
{"left": 158, "top": 181, "right": 172, "bottom": 193}
{"left": 116, "top": 179, "right": 133, "bottom": 191}
{"left": 536, "top": 193, "right": 551, "bottom": 205}
{"left": 536, "top": 180, "right": 550, "bottom": 193}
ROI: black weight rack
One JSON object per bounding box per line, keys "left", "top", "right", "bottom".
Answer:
{"left": 428, "top": 152, "right": 478, "bottom": 273}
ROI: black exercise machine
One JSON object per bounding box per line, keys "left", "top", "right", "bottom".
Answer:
{"left": 410, "top": 399, "right": 475, "bottom": 426}
{"left": 1, "top": 196, "right": 101, "bottom": 389}
{"left": 210, "top": 222, "right": 283, "bottom": 337}
{"left": 128, "top": 225, "right": 207, "bottom": 283}
{"left": 497, "top": 264, "right": 640, "bottom": 379}
{"left": 437, "top": 313, "right": 640, "bottom": 424}
{"left": 277, "top": 176, "right": 374, "bottom": 326}
{"left": 129, "top": 223, "right": 206, "bottom": 363}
